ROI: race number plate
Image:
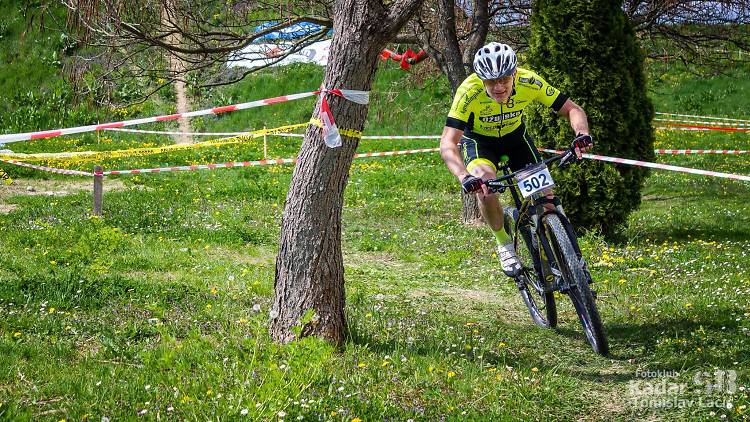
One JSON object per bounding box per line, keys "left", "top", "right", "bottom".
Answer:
{"left": 516, "top": 164, "right": 555, "bottom": 198}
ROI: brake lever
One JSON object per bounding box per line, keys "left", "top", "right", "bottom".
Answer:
{"left": 485, "top": 180, "right": 507, "bottom": 194}
{"left": 488, "top": 185, "right": 507, "bottom": 194}
{"left": 558, "top": 150, "right": 577, "bottom": 169}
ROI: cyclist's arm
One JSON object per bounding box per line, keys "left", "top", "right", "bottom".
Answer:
{"left": 439, "top": 126, "right": 470, "bottom": 181}
{"left": 558, "top": 98, "right": 589, "bottom": 137}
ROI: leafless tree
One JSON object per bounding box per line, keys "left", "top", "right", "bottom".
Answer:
{"left": 61, "top": 0, "right": 335, "bottom": 105}
{"left": 624, "top": 0, "right": 750, "bottom": 67}
{"left": 406, "top": 0, "right": 499, "bottom": 224}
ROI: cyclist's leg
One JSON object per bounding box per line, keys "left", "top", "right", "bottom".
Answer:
{"left": 459, "top": 136, "right": 503, "bottom": 232}
{"left": 460, "top": 136, "right": 521, "bottom": 276}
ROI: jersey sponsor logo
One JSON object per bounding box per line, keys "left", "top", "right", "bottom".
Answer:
{"left": 480, "top": 104, "right": 494, "bottom": 115}
{"left": 479, "top": 110, "right": 522, "bottom": 123}
{"left": 505, "top": 98, "right": 515, "bottom": 108}
{"left": 546, "top": 86, "right": 556, "bottom": 96}
{"left": 519, "top": 76, "right": 542, "bottom": 89}
{"left": 459, "top": 88, "right": 484, "bottom": 113}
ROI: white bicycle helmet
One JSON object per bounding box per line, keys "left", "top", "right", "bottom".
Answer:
{"left": 473, "top": 42, "right": 517, "bottom": 80}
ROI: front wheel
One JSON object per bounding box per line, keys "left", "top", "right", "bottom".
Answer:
{"left": 544, "top": 214, "right": 608, "bottom": 355}
{"left": 504, "top": 206, "right": 557, "bottom": 328}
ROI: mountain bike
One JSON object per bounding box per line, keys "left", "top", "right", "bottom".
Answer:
{"left": 483, "top": 147, "right": 608, "bottom": 355}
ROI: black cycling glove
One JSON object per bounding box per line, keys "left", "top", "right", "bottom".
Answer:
{"left": 461, "top": 175, "right": 483, "bottom": 194}
{"left": 572, "top": 133, "right": 593, "bottom": 150}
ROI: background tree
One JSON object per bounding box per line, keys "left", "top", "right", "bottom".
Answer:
{"left": 444, "top": 1, "right": 750, "bottom": 71}
{"left": 63, "top": 0, "right": 334, "bottom": 105}
{"left": 524, "top": 0, "right": 655, "bottom": 237}
{"left": 408, "top": 0, "right": 495, "bottom": 224}
{"left": 624, "top": 0, "right": 750, "bottom": 67}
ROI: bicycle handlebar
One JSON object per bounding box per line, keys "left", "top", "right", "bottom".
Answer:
{"left": 483, "top": 147, "right": 577, "bottom": 192}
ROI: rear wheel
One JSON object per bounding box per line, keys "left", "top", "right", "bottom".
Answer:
{"left": 504, "top": 206, "right": 557, "bottom": 328}
{"left": 544, "top": 214, "right": 608, "bottom": 355}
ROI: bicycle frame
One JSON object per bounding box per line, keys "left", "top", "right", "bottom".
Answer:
{"left": 485, "top": 150, "right": 607, "bottom": 354}
{"left": 496, "top": 158, "right": 588, "bottom": 293}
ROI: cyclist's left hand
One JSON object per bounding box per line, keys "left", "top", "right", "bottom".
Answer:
{"left": 572, "top": 133, "right": 593, "bottom": 159}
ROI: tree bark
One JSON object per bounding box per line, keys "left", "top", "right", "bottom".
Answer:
{"left": 270, "top": 0, "right": 423, "bottom": 347}
{"left": 413, "top": 1, "right": 487, "bottom": 224}
{"left": 162, "top": 0, "right": 193, "bottom": 144}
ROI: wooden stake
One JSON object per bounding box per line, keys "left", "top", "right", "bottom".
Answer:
{"left": 263, "top": 126, "right": 268, "bottom": 160}
{"left": 93, "top": 165, "right": 103, "bottom": 217}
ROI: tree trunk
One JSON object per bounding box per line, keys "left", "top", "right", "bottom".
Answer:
{"left": 413, "top": 0, "right": 487, "bottom": 224}
{"left": 162, "top": 0, "right": 193, "bottom": 144}
{"left": 270, "top": 0, "right": 423, "bottom": 347}
{"left": 461, "top": 192, "right": 483, "bottom": 225}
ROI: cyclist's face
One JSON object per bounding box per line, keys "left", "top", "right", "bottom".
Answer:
{"left": 483, "top": 73, "right": 515, "bottom": 104}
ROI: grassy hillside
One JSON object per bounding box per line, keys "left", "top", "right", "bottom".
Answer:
{"left": 1, "top": 10, "right": 750, "bottom": 421}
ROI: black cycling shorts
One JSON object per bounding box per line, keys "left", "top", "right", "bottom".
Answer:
{"left": 459, "top": 124, "right": 542, "bottom": 173}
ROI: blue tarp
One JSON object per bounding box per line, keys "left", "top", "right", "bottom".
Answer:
{"left": 254, "top": 21, "right": 332, "bottom": 42}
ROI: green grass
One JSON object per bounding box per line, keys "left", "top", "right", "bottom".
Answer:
{"left": 1, "top": 48, "right": 750, "bottom": 421}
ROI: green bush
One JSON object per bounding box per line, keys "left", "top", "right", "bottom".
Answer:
{"left": 525, "top": 0, "right": 655, "bottom": 237}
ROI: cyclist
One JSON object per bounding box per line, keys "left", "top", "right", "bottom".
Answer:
{"left": 440, "top": 42, "right": 592, "bottom": 277}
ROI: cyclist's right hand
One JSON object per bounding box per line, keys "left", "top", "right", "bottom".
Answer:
{"left": 461, "top": 174, "right": 483, "bottom": 194}
{"left": 571, "top": 134, "right": 593, "bottom": 160}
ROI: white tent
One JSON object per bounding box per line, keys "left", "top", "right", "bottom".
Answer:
{"left": 227, "top": 39, "right": 331, "bottom": 69}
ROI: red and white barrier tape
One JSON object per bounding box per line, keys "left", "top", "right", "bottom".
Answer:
{"left": 658, "top": 123, "right": 749, "bottom": 132}
{"left": 275, "top": 133, "right": 440, "bottom": 140}
{"left": 540, "top": 149, "right": 750, "bottom": 182}
{"left": 4, "top": 143, "right": 748, "bottom": 183}
{"left": 0, "top": 159, "right": 94, "bottom": 176}
{"left": 656, "top": 112, "right": 750, "bottom": 124}
{"left": 102, "top": 159, "right": 297, "bottom": 175}
{"left": 655, "top": 118, "right": 750, "bottom": 127}
{"left": 655, "top": 149, "right": 749, "bottom": 154}
{"left": 107, "top": 129, "right": 440, "bottom": 140}
{"left": 654, "top": 126, "right": 712, "bottom": 132}
{"left": 102, "top": 148, "right": 439, "bottom": 176}
{"left": 106, "top": 128, "right": 256, "bottom": 136}
{"left": 0, "top": 89, "right": 367, "bottom": 145}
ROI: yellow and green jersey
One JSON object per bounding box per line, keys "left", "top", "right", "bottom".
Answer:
{"left": 446, "top": 68, "right": 568, "bottom": 141}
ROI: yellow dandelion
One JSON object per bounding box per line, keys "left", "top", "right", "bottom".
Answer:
{"left": 447, "top": 371, "right": 456, "bottom": 378}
